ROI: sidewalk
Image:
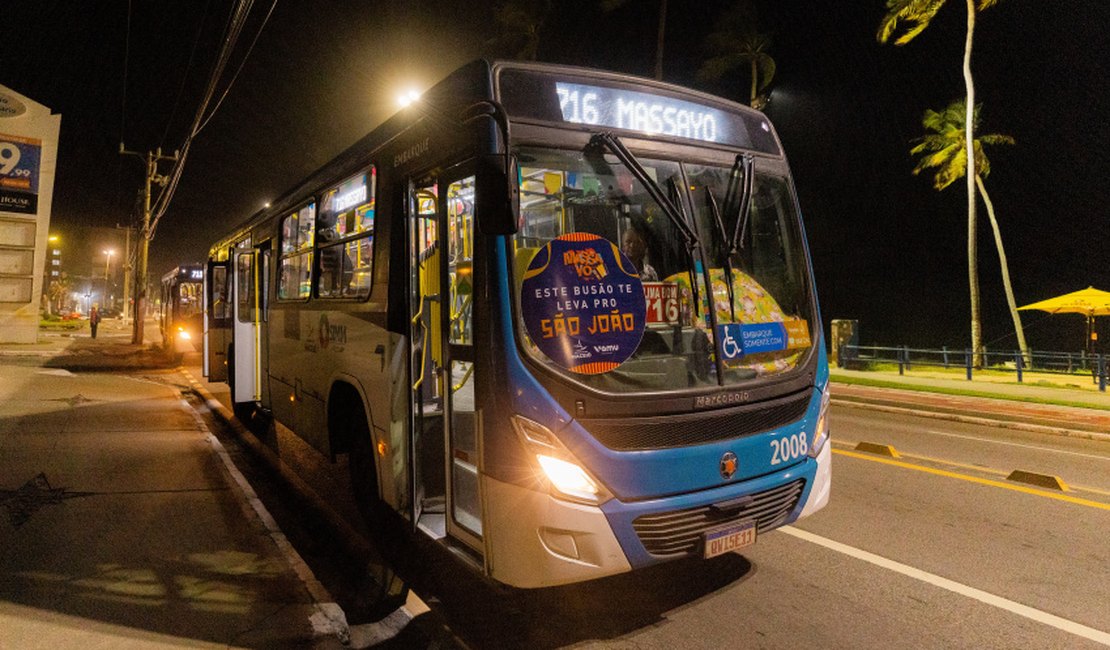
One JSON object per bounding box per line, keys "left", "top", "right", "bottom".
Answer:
{"left": 0, "top": 318, "right": 176, "bottom": 371}
{"left": 0, "top": 323, "right": 346, "bottom": 648}
{"left": 831, "top": 367, "right": 1110, "bottom": 440}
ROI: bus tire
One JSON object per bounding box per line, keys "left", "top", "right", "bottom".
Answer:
{"left": 347, "top": 405, "right": 381, "bottom": 528}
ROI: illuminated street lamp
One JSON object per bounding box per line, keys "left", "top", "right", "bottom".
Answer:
{"left": 397, "top": 89, "right": 421, "bottom": 108}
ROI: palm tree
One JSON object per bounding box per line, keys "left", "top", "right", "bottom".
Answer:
{"left": 697, "top": 24, "right": 775, "bottom": 109}
{"left": 911, "top": 100, "right": 1028, "bottom": 362}
{"left": 878, "top": 0, "right": 1003, "bottom": 366}
{"left": 490, "top": 0, "right": 551, "bottom": 61}
{"left": 46, "top": 272, "right": 71, "bottom": 316}
{"left": 601, "top": 0, "right": 669, "bottom": 80}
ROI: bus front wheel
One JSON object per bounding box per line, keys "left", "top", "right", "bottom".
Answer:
{"left": 347, "top": 406, "right": 382, "bottom": 528}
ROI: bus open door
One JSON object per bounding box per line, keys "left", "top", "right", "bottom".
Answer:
{"left": 204, "top": 260, "right": 231, "bottom": 380}
{"left": 231, "top": 249, "right": 262, "bottom": 405}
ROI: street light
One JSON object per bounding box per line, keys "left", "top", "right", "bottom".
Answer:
{"left": 397, "top": 89, "right": 421, "bottom": 108}
{"left": 103, "top": 249, "right": 114, "bottom": 310}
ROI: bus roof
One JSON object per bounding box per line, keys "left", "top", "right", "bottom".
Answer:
{"left": 209, "top": 60, "right": 783, "bottom": 254}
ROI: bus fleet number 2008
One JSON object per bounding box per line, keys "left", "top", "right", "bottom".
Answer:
{"left": 770, "top": 432, "right": 808, "bottom": 465}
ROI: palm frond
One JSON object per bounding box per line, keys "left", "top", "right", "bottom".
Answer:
{"left": 979, "top": 133, "right": 1015, "bottom": 146}
{"left": 877, "top": 0, "right": 947, "bottom": 45}
{"left": 756, "top": 54, "right": 776, "bottom": 90}
{"left": 911, "top": 98, "right": 1015, "bottom": 187}
{"left": 697, "top": 53, "right": 748, "bottom": 83}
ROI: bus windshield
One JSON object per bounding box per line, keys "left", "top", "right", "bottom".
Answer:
{"left": 512, "top": 146, "right": 816, "bottom": 394}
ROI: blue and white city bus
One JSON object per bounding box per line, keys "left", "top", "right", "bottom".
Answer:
{"left": 203, "top": 60, "right": 830, "bottom": 588}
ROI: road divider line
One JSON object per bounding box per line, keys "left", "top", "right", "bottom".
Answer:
{"left": 780, "top": 526, "right": 1110, "bottom": 646}
{"left": 919, "top": 429, "right": 1110, "bottom": 462}
{"left": 832, "top": 449, "right": 1110, "bottom": 510}
{"left": 833, "top": 441, "right": 1110, "bottom": 497}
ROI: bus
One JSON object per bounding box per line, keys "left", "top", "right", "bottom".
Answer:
{"left": 160, "top": 263, "right": 204, "bottom": 355}
{"left": 203, "top": 60, "right": 830, "bottom": 589}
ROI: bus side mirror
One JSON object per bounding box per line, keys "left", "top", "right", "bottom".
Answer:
{"left": 476, "top": 154, "right": 519, "bottom": 235}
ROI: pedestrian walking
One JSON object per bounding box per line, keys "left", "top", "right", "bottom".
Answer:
{"left": 89, "top": 304, "right": 101, "bottom": 339}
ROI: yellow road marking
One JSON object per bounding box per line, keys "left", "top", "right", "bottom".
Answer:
{"left": 832, "top": 449, "right": 1110, "bottom": 510}
{"left": 831, "top": 441, "right": 1110, "bottom": 498}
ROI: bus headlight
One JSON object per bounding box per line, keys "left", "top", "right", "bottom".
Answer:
{"left": 536, "top": 455, "right": 603, "bottom": 502}
{"left": 808, "top": 389, "right": 830, "bottom": 458}
{"left": 511, "top": 415, "right": 611, "bottom": 505}
{"left": 177, "top": 327, "right": 191, "bottom": 340}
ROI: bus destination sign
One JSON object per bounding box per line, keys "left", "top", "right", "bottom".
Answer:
{"left": 497, "top": 68, "right": 781, "bottom": 154}
{"left": 555, "top": 82, "right": 726, "bottom": 144}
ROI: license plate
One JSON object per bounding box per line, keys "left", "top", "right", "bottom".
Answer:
{"left": 703, "top": 521, "right": 756, "bottom": 558}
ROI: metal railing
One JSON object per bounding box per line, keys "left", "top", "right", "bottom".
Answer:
{"left": 838, "top": 344, "right": 1108, "bottom": 392}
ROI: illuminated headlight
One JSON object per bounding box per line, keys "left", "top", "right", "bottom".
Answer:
{"left": 536, "top": 455, "right": 603, "bottom": 502}
{"left": 511, "top": 415, "right": 611, "bottom": 505}
{"left": 808, "top": 388, "right": 831, "bottom": 458}
{"left": 177, "top": 327, "right": 191, "bottom": 340}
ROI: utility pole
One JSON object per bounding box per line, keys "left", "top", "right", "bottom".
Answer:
{"left": 120, "top": 144, "right": 179, "bottom": 345}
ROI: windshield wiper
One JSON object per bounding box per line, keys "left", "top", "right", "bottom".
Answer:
{"left": 724, "top": 153, "right": 755, "bottom": 254}
{"left": 706, "top": 189, "right": 737, "bottom": 322}
{"left": 588, "top": 132, "right": 704, "bottom": 317}
{"left": 589, "top": 133, "right": 699, "bottom": 247}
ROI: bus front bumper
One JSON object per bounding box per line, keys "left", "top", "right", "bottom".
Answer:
{"left": 483, "top": 442, "right": 829, "bottom": 588}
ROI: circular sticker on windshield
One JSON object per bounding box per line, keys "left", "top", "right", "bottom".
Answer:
{"left": 520, "top": 233, "right": 646, "bottom": 374}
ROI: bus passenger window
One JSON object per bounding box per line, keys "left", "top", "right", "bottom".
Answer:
{"left": 447, "top": 177, "right": 475, "bottom": 345}
{"left": 211, "top": 266, "right": 230, "bottom": 320}
{"left": 237, "top": 253, "right": 255, "bottom": 322}
{"left": 278, "top": 203, "right": 315, "bottom": 300}
{"left": 316, "top": 167, "right": 375, "bottom": 299}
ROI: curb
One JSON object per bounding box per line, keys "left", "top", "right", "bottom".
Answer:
{"left": 177, "top": 390, "right": 351, "bottom": 645}
{"left": 179, "top": 369, "right": 426, "bottom": 648}
{"left": 831, "top": 397, "right": 1110, "bottom": 443}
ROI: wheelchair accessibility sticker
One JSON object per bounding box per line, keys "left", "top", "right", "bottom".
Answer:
{"left": 718, "top": 319, "right": 812, "bottom": 360}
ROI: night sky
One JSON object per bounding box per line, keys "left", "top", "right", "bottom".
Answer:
{"left": 2, "top": 0, "right": 1107, "bottom": 351}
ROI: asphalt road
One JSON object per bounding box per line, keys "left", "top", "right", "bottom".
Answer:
{"left": 184, "top": 354, "right": 1110, "bottom": 649}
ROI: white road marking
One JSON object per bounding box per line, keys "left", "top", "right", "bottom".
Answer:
{"left": 918, "top": 429, "right": 1110, "bottom": 461}
{"left": 781, "top": 526, "right": 1110, "bottom": 646}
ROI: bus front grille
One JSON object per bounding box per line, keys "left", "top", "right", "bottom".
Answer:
{"left": 632, "top": 479, "right": 806, "bottom": 558}
{"left": 579, "top": 391, "right": 811, "bottom": 450}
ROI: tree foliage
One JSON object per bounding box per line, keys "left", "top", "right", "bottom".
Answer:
{"left": 911, "top": 100, "right": 1014, "bottom": 190}
{"left": 877, "top": 0, "right": 999, "bottom": 45}
{"left": 697, "top": 1, "right": 775, "bottom": 107}
{"left": 490, "top": 0, "right": 552, "bottom": 60}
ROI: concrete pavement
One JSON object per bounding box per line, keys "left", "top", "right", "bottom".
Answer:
{"left": 2, "top": 323, "right": 1106, "bottom": 647}
{"left": 0, "top": 322, "right": 347, "bottom": 648}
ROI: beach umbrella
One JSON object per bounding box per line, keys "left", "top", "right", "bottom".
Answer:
{"left": 1017, "top": 286, "right": 1110, "bottom": 353}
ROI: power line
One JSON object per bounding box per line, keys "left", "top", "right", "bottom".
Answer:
{"left": 149, "top": 0, "right": 278, "bottom": 238}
